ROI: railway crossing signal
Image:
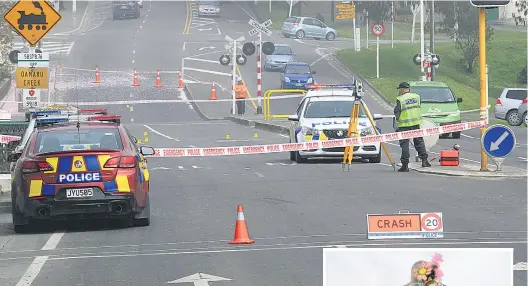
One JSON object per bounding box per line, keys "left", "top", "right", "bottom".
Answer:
{"left": 4, "top": 0, "right": 62, "bottom": 46}
{"left": 248, "top": 18, "right": 272, "bottom": 36}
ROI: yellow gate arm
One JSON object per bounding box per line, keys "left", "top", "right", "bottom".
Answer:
{"left": 263, "top": 89, "right": 307, "bottom": 120}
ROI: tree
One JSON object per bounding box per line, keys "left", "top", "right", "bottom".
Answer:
{"left": 513, "top": 0, "right": 527, "bottom": 26}
{"left": 0, "top": 1, "right": 14, "bottom": 79}
{"left": 354, "top": 1, "right": 392, "bottom": 24}
{"left": 436, "top": 1, "right": 493, "bottom": 73}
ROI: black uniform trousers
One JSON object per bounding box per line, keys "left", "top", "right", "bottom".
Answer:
{"left": 236, "top": 99, "right": 245, "bottom": 115}
{"left": 398, "top": 125, "right": 428, "bottom": 164}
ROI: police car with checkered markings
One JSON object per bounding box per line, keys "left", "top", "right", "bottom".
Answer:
{"left": 287, "top": 84, "right": 384, "bottom": 163}
{"left": 8, "top": 110, "right": 155, "bottom": 233}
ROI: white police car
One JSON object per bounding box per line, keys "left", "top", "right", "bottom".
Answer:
{"left": 287, "top": 84, "right": 383, "bottom": 163}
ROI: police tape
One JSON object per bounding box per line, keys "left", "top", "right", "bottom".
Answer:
{"left": 0, "top": 135, "right": 22, "bottom": 144}
{"left": 0, "top": 94, "right": 305, "bottom": 106}
{"left": 148, "top": 120, "right": 487, "bottom": 157}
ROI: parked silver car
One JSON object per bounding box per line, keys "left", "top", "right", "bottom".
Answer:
{"left": 198, "top": 0, "right": 220, "bottom": 17}
{"left": 264, "top": 44, "right": 295, "bottom": 71}
{"left": 494, "top": 88, "right": 528, "bottom": 126}
{"left": 281, "top": 16, "right": 337, "bottom": 41}
{"left": 516, "top": 99, "right": 528, "bottom": 126}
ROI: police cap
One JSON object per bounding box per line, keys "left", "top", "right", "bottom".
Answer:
{"left": 396, "top": 82, "right": 410, "bottom": 89}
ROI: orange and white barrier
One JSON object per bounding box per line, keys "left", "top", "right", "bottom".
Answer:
{"left": 148, "top": 120, "right": 486, "bottom": 157}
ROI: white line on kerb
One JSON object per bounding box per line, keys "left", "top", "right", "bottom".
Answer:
{"left": 254, "top": 172, "right": 265, "bottom": 178}
{"left": 143, "top": 125, "right": 180, "bottom": 141}
{"left": 16, "top": 256, "right": 49, "bottom": 286}
{"left": 41, "top": 232, "right": 65, "bottom": 251}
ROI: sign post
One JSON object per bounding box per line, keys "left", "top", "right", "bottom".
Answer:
{"left": 367, "top": 212, "right": 444, "bottom": 239}
{"left": 335, "top": 2, "right": 356, "bottom": 50}
{"left": 481, "top": 124, "right": 516, "bottom": 171}
{"left": 371, "top": 24, "right": 384, "bottom": 79}
{"left": 248, "top": 19, "right": 272, "bottom": 115}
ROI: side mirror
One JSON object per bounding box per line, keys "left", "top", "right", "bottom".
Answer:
{"left": 132, "top": 136, "right": 138, "bottom": 143}
{"left": 288, "top": 115, "right": 299, "bottom": 121}
{"left": 311, "top": 70, "right": 316, "bottom": 74}
{"left": 456, "top": 97, "right": 463, "bottom": 103}
{"left": 373, "top": 113, "right": 384, "bottom": 120}
{"left": 139, "top": 146, "right": 155, "bottom": 156}
{"left": 7, "top": 153, "right": 20, "bottom": 163}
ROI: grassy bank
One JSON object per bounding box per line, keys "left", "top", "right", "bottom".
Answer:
{"left": 336, "top": 29, "right": 527, "bottom": 115}
{"left": 252, "top": 1, "right": 423, "bottom": 40}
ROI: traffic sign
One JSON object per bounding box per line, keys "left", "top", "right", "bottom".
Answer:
{"left": 22, "top": 89, "right": 41, "bottom": 109}
{"left": 335, "top": 2, "right": 355, "bottom": 20}
{"left": 17, "top": 52, "right": 49, "bottom": 67}
{"left": 16, "top": 67, "right": 49, "bottom": 89}
{"left": 4, "top": 0, "right": 62, "bottom": 46}
{"left": 366, "top": 212, "right": 444, "bottom": 239}
{"left": 248, "top": 18, "right": 272, "bottom": 36}
{"left": 371, "top": 23, "right": 385, "bottom": 37}
{"left": 482, "top": 124, "right": 516, "bottom": 158}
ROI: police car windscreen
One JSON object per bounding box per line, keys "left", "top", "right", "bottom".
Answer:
{"left": 412, "top": 87, "right": 455, "bottom": 103}
{"left": 34, "top": 128, "right": 124, "bottom": 154}
{"left": 304, "top": 101, "right": 366, "bottom": 118}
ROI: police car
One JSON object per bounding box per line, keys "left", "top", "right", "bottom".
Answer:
{"left": 287, "top": 84, "right": 384, "bottom": 163}
{"left": 8, "top": 109, "right": 154, "bottom": 233}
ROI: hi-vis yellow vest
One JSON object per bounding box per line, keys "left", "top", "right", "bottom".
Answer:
{"left": 397, "top": 92, "right": 422, "bottom": 127}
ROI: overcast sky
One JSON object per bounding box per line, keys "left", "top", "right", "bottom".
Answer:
{"left": 324, "top": 249, "right": 513, "bottom": 286}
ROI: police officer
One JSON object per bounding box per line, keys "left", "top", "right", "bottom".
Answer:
{"left": 394, "top": 82, "right": 431, "bottom": 172}
{"left": 235, "top": 77, "right": 247, "bottom": 115}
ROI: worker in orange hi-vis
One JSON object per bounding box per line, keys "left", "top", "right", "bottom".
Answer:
{"left": 235, "top": 77, "right": 247, "bottom": 115}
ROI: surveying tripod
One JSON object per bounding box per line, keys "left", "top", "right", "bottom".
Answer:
{"left": 342, "top": 82, "right": 396, "bottom": 171}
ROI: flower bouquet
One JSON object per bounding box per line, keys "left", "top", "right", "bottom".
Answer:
{"left": 405, "top": 253, "right": 446, "bottom": 286}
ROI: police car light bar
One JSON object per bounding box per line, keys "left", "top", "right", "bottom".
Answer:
{"left": 79, "top": 109, "right": 108, "bottom": 115}
{"left": 87, "top": 115, "right": 121, "bottom": 123}
{"left": 305, "top": 84, "right": 356, "bottom": 90}
{"left": 35, "top": 117, "right": 70, "bottom": 124}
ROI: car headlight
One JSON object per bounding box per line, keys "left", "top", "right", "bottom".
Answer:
{"left": 301, "top": 127, "right": 316, "bottom": 136}
{"left": 360, "top": 128, "right": 373, "bottom": 136}
{"left": 284, "top": 77, "right": 290, "bottom": 82}
{"left": 307, "top": 78, "right": 313, "bottom": 83}
{"left": 199, "top": 7, "right": 204, "bottom": 11}
{"left": 215, "top": 7, "right": 219, "bottom": 11}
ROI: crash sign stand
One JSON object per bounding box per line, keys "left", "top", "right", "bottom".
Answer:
{"left": 366, "top": 212, "right": 444, "bottom": 239}
{"left": 3, "top": 0, "right": 62, "bottom": 46}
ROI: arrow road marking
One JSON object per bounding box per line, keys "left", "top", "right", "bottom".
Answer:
{"left": 167, "top": 273, "right": 231, "bottom": 285}
{"left": 490, "top": 131, "right": 510, "bottom": 151}
{"left": 198, "top": 46, "right": 215, "bottom": 51}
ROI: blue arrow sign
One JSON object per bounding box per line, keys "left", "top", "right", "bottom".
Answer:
{"left": 481, "top": 124, "right": 516, "bottom": 158}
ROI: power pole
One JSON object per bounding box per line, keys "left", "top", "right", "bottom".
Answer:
{"left": 429, "top": 0, "right": 435, "bottom": 80}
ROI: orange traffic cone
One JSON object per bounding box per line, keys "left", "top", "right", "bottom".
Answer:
{"left": 132, "top": 69, "right": 140, "bottom": 86}
{"left": 154, "top": 70, "right": 163, "bottom": 88}
{"left": 209, "top": 82, "right": 217, "bottom": 100}
{"left": 94, "top": 65, "right": 101, "bottom": 83}
{"left": 178, "top": 72, "right": 184, "bottom": 88}
{"left": 229, "top": 205, "right": 255, "bottom": 244}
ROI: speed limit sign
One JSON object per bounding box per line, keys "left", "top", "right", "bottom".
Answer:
{"left": 421, "top": 213, "right": 443, "bottom": 231}
{"left": 371, "top": 23, "right": 385, "bottom": 37}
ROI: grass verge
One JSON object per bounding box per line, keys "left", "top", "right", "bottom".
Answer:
{"left": 335, "top": 29, "right": 527, "bottom": 126}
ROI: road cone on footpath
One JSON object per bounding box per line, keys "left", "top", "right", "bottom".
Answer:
{"left": 132, "top": 69, "right": 140, "bottom": 86}
{"left": 253, "top": 133, "right": 259, "bottom": 138}
{"left": 154, "top": 70, "right": 163, "bottom": 88}
{"left": 178, "top": 72, "right": 184, "bottom": 88}
{"left": 229, "top": 205, "right": 255, "bottom": 244}
{"left": 209, "top": 82, "right": 217, "bottom": 100}
{"left": 94, "top": 65, "right": 101, "bottom": 83}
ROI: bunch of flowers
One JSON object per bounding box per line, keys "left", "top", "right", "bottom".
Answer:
{"left": 411, "top": 253, "right": 444, "bottom": 285}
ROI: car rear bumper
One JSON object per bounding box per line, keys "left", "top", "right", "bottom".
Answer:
{"left": 264, "top": 63, "right": 286, "bottom": 71}
{"left": 494, "top": 104, "right": 508, "bottom": 119}
{"left": 24, "top": 194, "right": 138, "bottom": 220}
{"left": 282, "top": 82, "right": 310, "bottom": 89}
{"left": 113, "top": 9, "right": 139, "bottom": 17}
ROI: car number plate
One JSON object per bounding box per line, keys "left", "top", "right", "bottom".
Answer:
{"left": 66, "top": 188, "right": 93, "bottom": 198}
{"left": 296, "top": 83, "right": 303, "bottom": 86}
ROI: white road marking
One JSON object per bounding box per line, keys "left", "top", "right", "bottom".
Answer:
{"left": 184, "top": 58, "right": 219, "bottom": 64}
{"left": 295, "top": 39, "right": 304, "bottom": 43}
{"left": 16, "top": 256, "right": 49, "bottom": 286}
{"left": 178, "top": 88, "right": 194, "bottom": 110}
{"left": 518, "top": 157, "right": 527, "bottom": 161}
{"left": 191, "top": 165, "right": 201, "bottom": 169}
{"left": 151, "top": 167, "right": 171, "bottom": 170}
{"left": 265, "top": 163, "right": 273, "bottom": 166}
{"left": 279, "top": 134, "right": 289, "bottom": 138}
{"left": 177, "top": 166, "right": 185, "bottom": 170}
{"left": 461, "top": 133, "right": 478, "bottom": 139}
{"left": 334, "top": 245, "right": 347, "bottom": 248}
{"left": 217, "top": 27, "right": 221, "bottom": 35}
{"left": 42, "top": 240, "right": 527, "bottom": 262}
{"left": 254, "top": 172, "right": 265, "bottom": 178}
{"left": 41, "top": 232, "right": 65, "bottom": 251}
{"left": 143, "top": 125, "right": 180, "bottom": 141}
{"left": 513, "top": 262, "right": 528, "bottom": 271}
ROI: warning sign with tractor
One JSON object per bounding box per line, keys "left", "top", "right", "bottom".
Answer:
{"left": 4, "top": 0, "right": 61, "bottom": 46}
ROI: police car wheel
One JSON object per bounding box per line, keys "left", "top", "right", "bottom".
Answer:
{"left": 452, "top": 132, "right": 461, "bottom": 139}
{"left": 369, "top": 150, "right": 382, "bottom": 163}
{"left": 132, "top": 194, "right": 150, "bottom": 227}
{"left": 294, "top": 151, "right": 307, "bottom": 163}
{"left": 290, "top": 151, "right": 295, "bottom": 161}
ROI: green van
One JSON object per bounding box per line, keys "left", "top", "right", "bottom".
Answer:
{"left": 409, "top": 81, "right": 463, "bottom": 139}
